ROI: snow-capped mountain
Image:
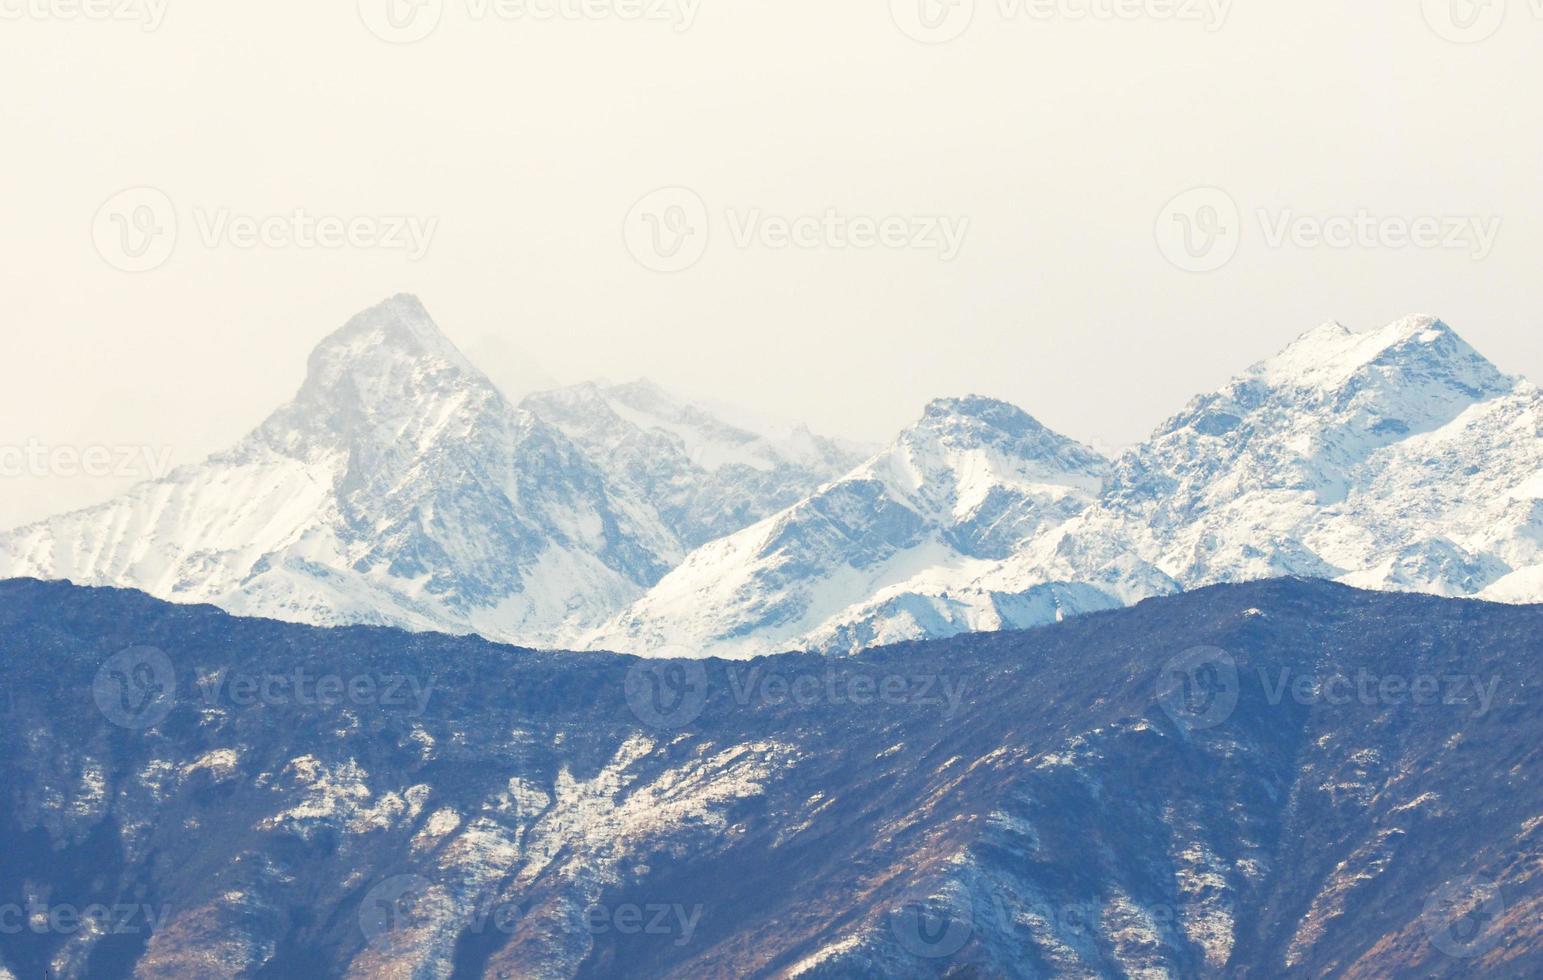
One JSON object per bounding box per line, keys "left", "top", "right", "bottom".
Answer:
{"left": 0, "top": 296, "right": 854, "bottom": 647}
{"left": 589, "top": 397, "right": 1111, "bottom": 657}
{"left": 598, "top": 316, "right": 1543, "bottom": 657}
{"left": 520, "top": 380, "right": 868, "bottom": 550}
{"left": 988, "top": 314, "right": 1541, "bottom": 607}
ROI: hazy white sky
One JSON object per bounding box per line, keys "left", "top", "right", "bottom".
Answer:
{"left": 2, "top": 1, "right": 1540, "bottom": 529}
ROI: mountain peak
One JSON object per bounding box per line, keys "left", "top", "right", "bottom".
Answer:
{"left": 923, "top": 395, "right": 1044, "bottom": 432}
{"left": 1252, "top": 315, "right": 1508, "bottom": 398}
{"left": 309, "top": 294, "right": 477, "bottom": 376}
{"left": 896, "top": 395, "right": 1108, "bottom": 486}
{"left": 252, "top": 296, "right": 502, "bottom": 455}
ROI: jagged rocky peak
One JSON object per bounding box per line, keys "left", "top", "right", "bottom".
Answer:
{"left": 900, "top": 395, "right": 1109, "bottom": 484}
{"left": 255, "top": 295, "right": 506, "bottom": 456}
{"left": 1146, "top": 314, "right": 1518, "bottom": 454}
{"left": 1251, "top": 314, "right": 1513, "bottom": 401}
{"left": 303, "top": 293, "right": 482, "bottom": 390}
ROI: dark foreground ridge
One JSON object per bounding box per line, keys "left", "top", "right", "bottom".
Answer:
{"left": 0, "top": 577, "right": 1538, "bottom": 977}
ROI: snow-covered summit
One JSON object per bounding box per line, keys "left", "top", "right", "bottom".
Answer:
{"left": 598, "top": 317, "right": 1541, "bottom": 657}
{"left": 521, "top": 378, "right": 865, "bottom": 549}
{"left": 0, "top": 295, "right": 855, "bottom": 646}
{"left": 587, "top": 397, "right": 1109, "bottom": 657}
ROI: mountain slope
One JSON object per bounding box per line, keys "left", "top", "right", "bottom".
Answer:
{"left": 0, "top": 297, "right": 865, "bottom": 649}
{"left": 601, "top": 317, "right": 1542, "bottom": 656}
{"left": 589, "top": 397, "right": 1111, "bottom": 657}
{"left": 980, "top": 315, "right": 1541, "bottom": 604}
{"left": 520, "top": 380, "right": 866, "bottom": 550}
{"left": 0, "top": 296, "right": 683, "bottom": 646}
{"left": 1, "top": 578, "right": 1538, "bottom": 977}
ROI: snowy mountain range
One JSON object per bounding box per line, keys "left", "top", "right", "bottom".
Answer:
{"left": 0, "top": 296, "right": 863, "bottom": 647}
{"left": 594, "top": 316, "right": 1542, "bottom": 657}
{"left": 1, "top": 298, "right": 1537, "bottom": 655}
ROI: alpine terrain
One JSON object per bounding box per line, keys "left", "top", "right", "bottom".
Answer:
{"left": 0, "top": 296, "right": 862, "bottom": 648}
{"left": 596, "top": 316, "right": 1543, "bottom": 657}
{"left": 0, "top": 577, "right": 1537, "bottom": 977}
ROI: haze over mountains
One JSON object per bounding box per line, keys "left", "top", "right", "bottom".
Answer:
{"left": 1, "top": 297, "right": 1538, "bottom": 655}
{"left": 0, "top": 296, "right": 865, "bottom": 648}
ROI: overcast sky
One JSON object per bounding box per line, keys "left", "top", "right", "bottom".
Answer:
{"left": 2, "top": 1, "right": 1540, "bottom": 529}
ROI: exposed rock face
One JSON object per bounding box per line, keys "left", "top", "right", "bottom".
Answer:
{"left": 0, "top": 296, "right": 860, "bottom": 649}
{"left": 601, "top": 316, "right": 1543, "bottom": 657}
{"left": 590, "top": 395, "right": 1112, "bottom": 658}
{"left": 1, "top": 577, "right": 1537, "bottom": 977}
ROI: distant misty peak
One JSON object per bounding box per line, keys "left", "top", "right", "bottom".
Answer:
{"left": 0, "top": 295, "right": 861, "bottom": 646}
